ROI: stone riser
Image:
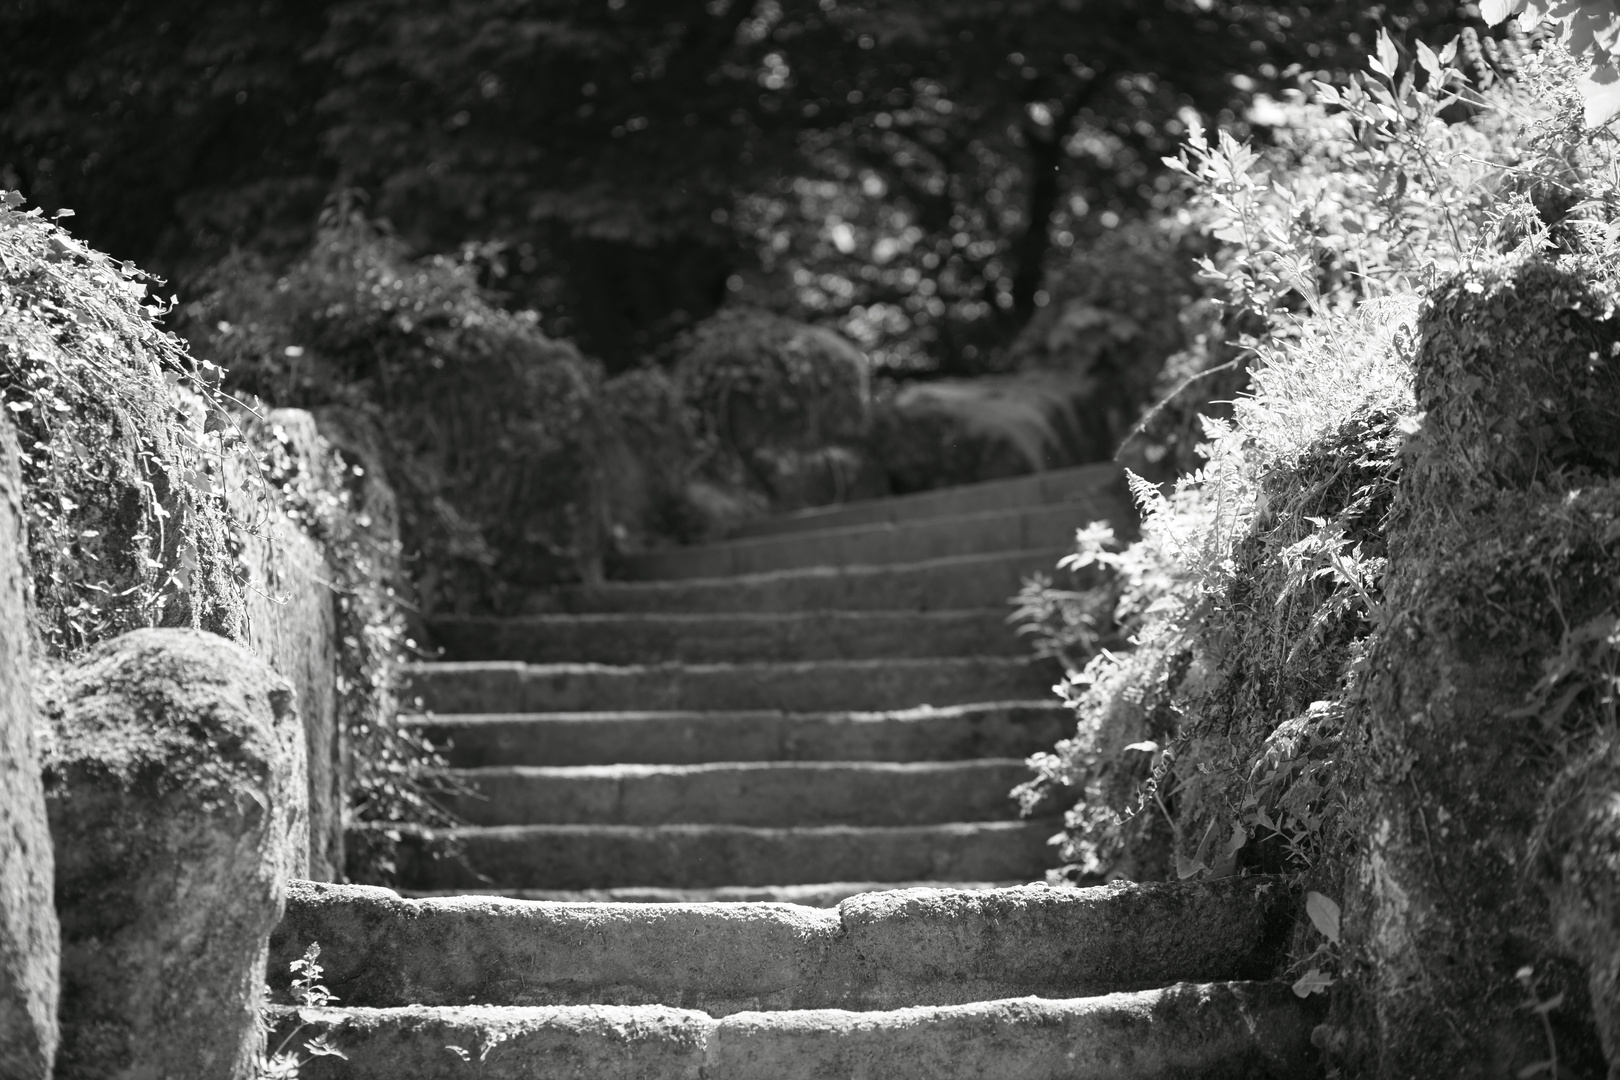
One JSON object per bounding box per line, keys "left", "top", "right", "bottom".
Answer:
{"left": 428, "top": 609, "right": 1023, "bottom": 665}
{"left": 615, "top": 496, "right": 1129, "bottom": 580}
{"left": 272, "top": 879, "right": 1297, "bottom": 1013}
{"left": 433, "top": 760, "right": 1031, "bottom": 827}
{"left": 402, "top": 657, "right": 1059, "bottom": 715}
{"left": 405, "top": 702, "right": 1069, "bottom": 768}
{"left": 268, "top": 983, "right": 1320, "bottom": 1080}
{"left": 726, "top": 462, "right": 1130, "bottom": 540}
{"left": 365, "top": 820, "right": 1057, "bottom": 891}
{"left": 533, "top": 548, "right": 1073, "bottom": 615}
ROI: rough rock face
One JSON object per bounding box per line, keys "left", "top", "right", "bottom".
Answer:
{"left": 1537, "top": 739, "right": 1620, "bottom": 1074}
{"left": 240, "top": 409, "right": 340, "bottom": 881}
{"left": 1332, "top": 263, "right": 1619, "bottom": 1076}
{"left": 0, "top": 414, "right": 58, "bottom": 1078}
{"left": 41, "top": 628, "right": 307, "bottom": 1080}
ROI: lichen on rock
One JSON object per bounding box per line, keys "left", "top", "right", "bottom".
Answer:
{"left": 40, "top": 627, "right": 307, "bottom": 1080}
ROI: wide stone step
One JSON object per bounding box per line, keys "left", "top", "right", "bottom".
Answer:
{"left": 405, "top": 701, "right": 1068, "bottom": 768}
{"left": 615, "top": 496, "right": 1128, "bottom": 581}
{"left": 399, "top": 881, "right": 1017, "bottom": 907}
{"left": 272, "top": 878, "right": 1297, "bottom": 1013}
{"left": 268, "top": 984, "right": 1320, "bottom": 1080}
{"left": 728, "top": 462, "right": 1129, "bottom": 540}
{"left": 531, "top": 547, "right": 1073, "bottom": 615}
{"left": 402, "top": 657, "right": 1058, "bottom": 715}
{"left": 361, "top": 819, "right": 1058, "bottom": 890}
{"left": 433, "top": 760, "right": 1030, "bottom": 827}
{"left": 428, "top": 608, "right": 1021, "bottom": 665}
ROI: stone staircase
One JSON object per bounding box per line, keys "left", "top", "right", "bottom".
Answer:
{"left": 266, "top": 463, "right": 1325, "bottom": 1077}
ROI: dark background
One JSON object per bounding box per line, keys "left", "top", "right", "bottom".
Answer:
{"left": 0, "top": 0, "right": 1467, "bottom": 376}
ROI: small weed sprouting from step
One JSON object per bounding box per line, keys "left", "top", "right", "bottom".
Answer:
{"left": 252, "top": 943, "right": 347, "bottom": 1079}
{"left": 445, "top": 1027, "right": 512, "bottom": 1071}
{"left": 1514, "top": 964, "right": 1565, "bottom": 1080}
{"left": 1289, "top": 890, "right": 1342, "bottom": 1000}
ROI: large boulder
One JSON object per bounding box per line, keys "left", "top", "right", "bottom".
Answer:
{"left": 41, "top": 628, "right": 307, "bottom": 1080}
{"left": 0, "top": 415, "right": 57, "bottom": 1078}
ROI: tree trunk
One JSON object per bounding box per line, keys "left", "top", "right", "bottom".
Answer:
{"left": 1009, "top": 73, "right": 1104, "bottom": 327}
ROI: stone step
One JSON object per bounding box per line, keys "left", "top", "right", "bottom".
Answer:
{"left": 428, "top": 608, "right": 1022, "bottom": 666}
{"left": 272, "top": 878, "right": 1296, "bottom": 1013}
{"left": 615, "top": 496, "right": 1129, "bottom": 581}
{"left": 399, "top": 881, "right": 1017, "bottom": 907}
{"left": 360, "top": 819, "right": 1059, "bottom": 890}
{"left": 530, "top": 547, "right": 1073, "bottom": 615}
{"left": 728, "top": 462, "right": 1129, "bottom": 540}
{"left": 433, "top": 760, "right": 1030, "bottom": 827}
{"left": 268, "top": 983, "right": 1320, "bottom": 1080}
{"left": 405, "top": 701, "right": 1069, "bottom": 768}
{"left": 402, "top": 657, "right": 1058, "bottom": 715}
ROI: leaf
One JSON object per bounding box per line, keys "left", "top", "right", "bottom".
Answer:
{"left": 1174, "top": 852, "right": 1206, "bottom": 880}
{"left": 1122, "top": 741, "right": 1160, "bottom": 754}
{"left": 1306, "top": 891, "right": 1342, "bottom": 944}
{"left": 1292, "top": 968, "right": 1334, "bottom": 996}
{"left": 1480, "top": 0, "right": 1524, "bottom": 25}
{"left": 1580, "top": 57, "right": 1620, "bottom": 128}
{"left": 1416, "top": 40, "right": 1443, "bottom": 83}
{"left": 0, "top": 190, "right": 23, "bottom": 209}
{"left": 1377, "top": 30, "right": 1400, "bottom": 81}
{"left": 1530, "top": 991, "right": 1566, "bottom": 1016}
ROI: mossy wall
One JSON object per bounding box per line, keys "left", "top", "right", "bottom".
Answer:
{"left": 1326, "top": 262, "right": 1620, "bottom": 1076}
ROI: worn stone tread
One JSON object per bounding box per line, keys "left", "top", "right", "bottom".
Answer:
{"left": 434, "top": 759, "right": 1031, "bottom": 827}
{"left": 725, "top": 462, "right": 1129, "bottom": 540}
{"left": 398, "top": 881, "right": 1018, "bottom": 907}
{"left": 616, "top": 496, "right": 1128, "bottom": 580}
{"left": 528, "top": 547, "right": 1075, "bottom": 615}
{"left": 428, "top": 608, "right": 1024, "bottom": 665}
{"left": 360, "top": 819, "right": 1060, "bottom": 891}
{"left": 403, "top": 701, "right": 1068, "bottom": 768}
{"left": 267, "top": 981, "right": 1321, "bottom": 1079}
{"left": 273, "top": 878, "right": 1296, "bottom": 1013}
{"left": 401, "top": 656, "right": 1059, "bottom": 715}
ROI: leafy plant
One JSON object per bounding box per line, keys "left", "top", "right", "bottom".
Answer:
{"left": 252, "top": 943, "right": 346, "bottom": 1080}
{"left": 1485, "top": 1, "right": 1620, "bottom": 124}
{"left": 187, "top": 208, "right": 602, "bottom": 613}
{"left": 0, "top": 192, "right": 260, "bottom": 655}
{"left": 1018, "top": 28, "right": 1620, "bottom": 892}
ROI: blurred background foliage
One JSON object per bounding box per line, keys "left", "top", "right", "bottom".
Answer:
{"left": 0, "top": 0, "right": 1485, "bottom": 607}
{"left": 1, "top": 0, "right": 1467, "bottom": 373}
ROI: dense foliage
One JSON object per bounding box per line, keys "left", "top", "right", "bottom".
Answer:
{"left": 185, "top": 210, "right": 601, "bottom": 613}
{"left": 0, "top": 196, "right": 442, "bottom": 857}
{"left": 0, "top": 0, "right": 1468, "bottom": 374}
{"left": 1015, "top": 28, "right": 1620, "bottom": 1037}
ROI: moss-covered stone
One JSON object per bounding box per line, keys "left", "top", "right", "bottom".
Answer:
{"left": 41, "top": 628, "right": 306, "bottom": 1080}
{"left": 1329, "top": 262, "right": 1620, "bottom": 1077}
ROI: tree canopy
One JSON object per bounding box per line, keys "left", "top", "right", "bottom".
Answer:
{"left": 0, "top": 0, "right": 1467, "bottom": 372}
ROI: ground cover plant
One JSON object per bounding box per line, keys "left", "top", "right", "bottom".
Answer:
{"left": 1016, "top": 19, "right": 1620, "bottom": 1074}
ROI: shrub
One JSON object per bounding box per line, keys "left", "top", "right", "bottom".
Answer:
{"left": 186, "top": 209, "right": 602, "bottom": 614}
{"left": 674, "top": 306, "right": 870, "bottom": 503}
